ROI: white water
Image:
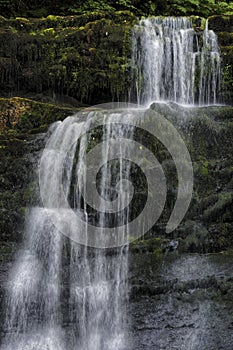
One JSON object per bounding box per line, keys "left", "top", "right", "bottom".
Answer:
{"left": 1, "top": 114, "right": 132, "bottom": 350}
{"left": 131, "top": 17, "right": 221, "bottom": 105}
{"left": 67, "top": 114, "right": 132, "bottom": 350}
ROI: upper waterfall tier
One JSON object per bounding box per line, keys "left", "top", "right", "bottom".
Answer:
{"left": 131, "top": 17, "right": 221, "bottom": 106}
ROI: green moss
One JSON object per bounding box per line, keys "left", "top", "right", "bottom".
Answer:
{"left": 130, "top": 236, "right": 165, "bottom": 253}
{"left": 0, "top": 16, "right": 7, "bottom": 23}
{"left": 221, "top": 46, "right": 233, "bottom": 59}
{"left": 40, "top": 27, "right": 57, "bottom": 37}
{"left": 0, "top": 12, "right": 136, "bottom": 104}
{"left": 0, "top": 97, "right": 77, "bottom": 133}
{"left": 46, "top": 15, "right": 61, "bottom": 21}
{"left": 200, "top": 160, "right": 209, "bottom": 176}
{"left": 153, "top": 247, "right": 163, "bottom": 258}
{"left": 15, "top": 17, "right": 30, "bottom": 23}
{"left": 203, "top": 192, "right": 233, "bottom": 222}
{"left": 7, "top": 25, "right": 18, "bottom": 33}
{"left": 190, "top": 16, "right": 206, "bottom": 30}
{"left": 218, "top": 32, "right": 233, "bottom": 46}
{"left": 208, "top": 15, "right": 233, "bottom": 32}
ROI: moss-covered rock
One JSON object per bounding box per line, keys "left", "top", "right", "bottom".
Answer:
{"left": 208, "top": 15, "right": 233, "bottom": 33}
{"left": 0, "top": 12, "right": 136, "bottom": 105}
{"left": 0, "top": 112, "right": 47, "bottom": 249}
{"left": 140, "top": 103, "right": 233, "bottom": 254}
{"left": 0, "top": 97, "right": 77, "bottom": 133}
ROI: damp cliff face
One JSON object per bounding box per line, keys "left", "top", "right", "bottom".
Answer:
{"left": 149, "top": 103, "right": 233, "bottom": 254}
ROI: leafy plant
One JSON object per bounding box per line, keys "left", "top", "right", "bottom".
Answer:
{"left": 1, "top": 0, "right": 232, "bottom": 17}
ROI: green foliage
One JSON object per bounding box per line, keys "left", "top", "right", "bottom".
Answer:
{"left": 115, "top": 0, "right": 137, "bottom": 11}
{"left": 0, "top": 0, "right": 232, "bottom": 17}
{"left": 68, "top": 1, "right": 115, "bottom": 14}
{"left": 215, "top": 1, "right": 233, "bottom": 15}
{"left": 171, "top": 0, "right": 199, "bottom": 15}
{"left": 40, "top": 27, "right": 56, "bottom": 37}
{"left": 169, "top": 0, "right": 233, "bottom": 16}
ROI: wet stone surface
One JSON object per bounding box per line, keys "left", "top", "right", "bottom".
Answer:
{"left": 128, "top": 252, "right": 233, "bottom": 350}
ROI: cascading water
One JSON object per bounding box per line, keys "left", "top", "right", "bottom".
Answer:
{"left": 131, "top": 17, "right": 221, "bottom": 105}
{"left": 66, "top": 114, "right": 132, "bottom": 350}
{"left": 1, "top": 112, "right": 133, "bottom": 350}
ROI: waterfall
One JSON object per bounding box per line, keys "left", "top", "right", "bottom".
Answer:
{"left": 1, "top": 16, "right": 214, "bottom": 350}
{"left": 1, "top": 111, "right": 133, "bottom": 350}
{"left": 131, "top": 17, "right": 221, "bottom": 105}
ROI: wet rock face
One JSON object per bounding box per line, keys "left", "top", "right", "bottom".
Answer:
{"left": 128, "top": 252, "right": 233, "bottom": 350}
{"left": 208, "top": 15, "right": 233, "bottom": 33}
{"left": 145, "top": 103, "right": 233, "bottom": 254}
{"left": 0, "top": 130, "right": 46, "bottom": 247}
{"left": 130, "top": 293, "right": 233, "bottom": 350}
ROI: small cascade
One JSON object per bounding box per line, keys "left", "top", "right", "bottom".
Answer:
{"left": 1, "top": 112, "right": 133, "bottom": 350}
{"left": 131, "top": 17, "right": 221, "bottom": 105}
